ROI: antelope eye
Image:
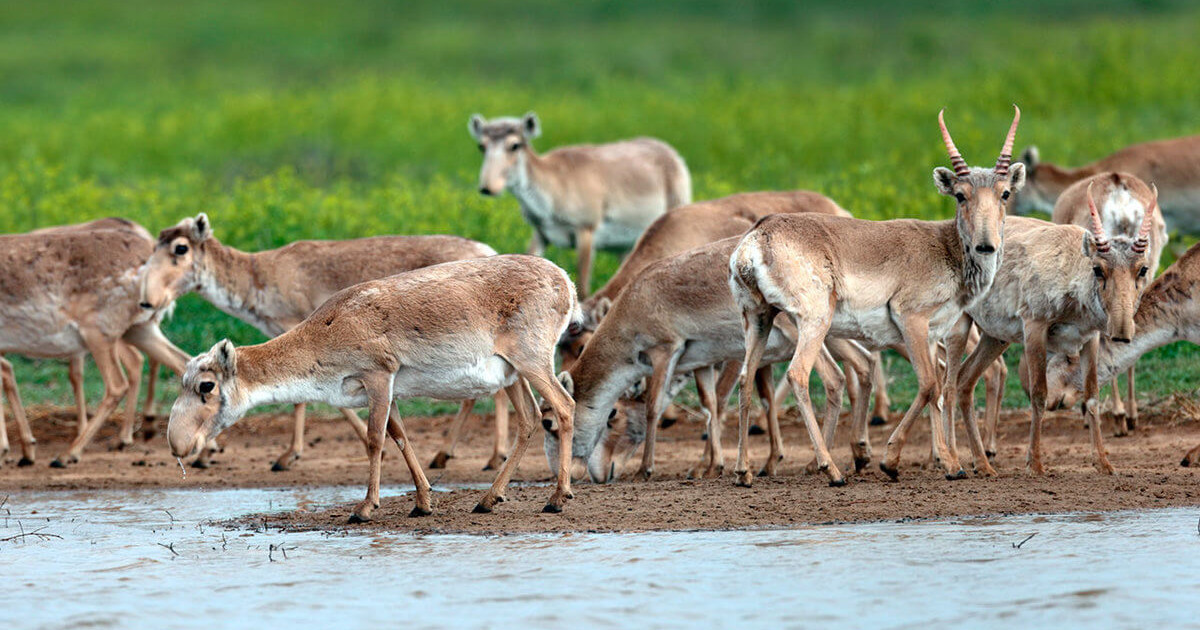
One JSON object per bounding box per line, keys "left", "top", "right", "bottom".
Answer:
{"left": 174, "top": 243, "right": 189, "bottom": 256}
{"left": 477, "top": 143, "right": 485, "bottom": 153}
{"left": 198, "top": 381, "right": 215, "bottom": 394}
{"left": 954, "top": 192, "right": 967, "bottom": 203}
{"left": 1093, "top": 266, "right": 1104, "bottom": 278}
{"left": 1139, "top": 266, "right": 1149, "bottom": 278}
{"left": 1001, "top": 190, "right": 1011, "bottom": 201}
{"left": 509, "top": 142, "right": 522, "bottom": 152}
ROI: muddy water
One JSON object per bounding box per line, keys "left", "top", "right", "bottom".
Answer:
{"left": 1, "top": 487, "right": 1198, "bottom": 629}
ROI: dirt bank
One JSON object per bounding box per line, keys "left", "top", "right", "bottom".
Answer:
{"left": 3, "top": 405, "right": 1199, "bottom": 533}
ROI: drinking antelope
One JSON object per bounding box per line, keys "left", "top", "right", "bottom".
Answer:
{"left": 166, "top": 255, "right": 578, "bottom": 521}
{"left": 542, "top": 237, "right": 876, "bottom": 485}
{"left": 1050, "top": 172, "right": 1166, "bottom": 436}
{"left": 731, "top": 107, "right": 1023, "bottom": 484}
{"left": 1014, "top": 134, "right": 1200, "bottom": 233}
{"left": 950, "top": 184, "right": 1158, "bottom": 476}
{"left": 141, "top": 214, "right": 510, "bottom": 472}
{"left": 0, "top": 223, "right": 188, "bottom": 467}
{"left": 468, "top": 112, "right": 691, "bottom": 298}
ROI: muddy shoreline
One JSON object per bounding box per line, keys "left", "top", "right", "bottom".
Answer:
{"left": 3, "top": 405, "right": 1199, "bottom": 534}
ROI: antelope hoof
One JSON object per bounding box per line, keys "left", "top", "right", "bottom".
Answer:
{"left": 113, "top": 440, "right": 134, "bottom": 452}
{"left": 472, "top": 502, "right": 493, "bottom": 514}
{"left": 191, "top": 457, "right": 211, "bottom": 470}
{"left": 870, "top": 415, "right": 887, "bottom": 426}
{"left": 945, "top": 469, "right": 968, "bottom": 481}
{"left": 429, "top": 451, "right": 452, "bottom": 469}
{"left": 748, "top": 424, "right": 765, "bottom": 436}
{"left": 483, "top": 453, "right": 507, "bottom": 471}
{"left": 985, "top": 450, "right": 997, "bottom": 459}
{"left": 18, "top": 456, "right": 35, "bottom": 467}
{"left": 976, "top": 464, "right": 999, "bottom": 478}
{"left": 635, "top": 468, "right": 652, "bottom": 481}
{"left": 734, "top": 470, "right": 753, "bottom": 487}
{"left": 829, "top": 477, "right": 847, "bottom": 488}
{"left": 853, "top": 457, "right": 871, "bottom": 473}
{"left": 49, "top": 457, "right": 70, "bottom": 469}
{"left": 408, "top": 506, "right": 433, "bottom": 518}
{"left": 1026, "top": 462, "right": 1047, "bottom": 477}
{"left": 659, "top": 417, "right": 677, "bottom": 430}
{"left": 1126, "top": 416, "right": 1138, "bottom": 431}
{"left": 542, "top": 502, "right": 563, "bottom": 514}
{"left": 1095, "top": 460, "right": 1116, "bottom": 475}
{"left": 141, "top": 416, "right": 159, "bottom": 441}
{"left": 879, "top": 463, "right": 900, "bottom": 481}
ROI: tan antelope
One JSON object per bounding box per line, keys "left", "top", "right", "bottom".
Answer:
{"left": 140, "top": 214, "right": 510, "bottom": 472}
{"left": 731, "top": 107, "right": 1023, "bottom": 485}
{"left": 1050, "top": 172, "right": 1166, "bottom": 436}
{"left": 1014, "top": 135, "right": 1200, "bottom": 232}
{"left": 469, "top": 112, "right": 691, "bottom": 298}
{"left": 166, "top": 255, "right": 577, "bottom": 521}
{"left": 1036, "top": 243, "right": 1200, "bottom": 465}
{"left": 0, "top": 222, "right": 188, "bottom": 467}
{"left": 559, "top": 190, "right": 894, "bottom": 425}
{"left": 542, "top": 237, "right": 877, "bottom": 485}
{"left": 949, "top": 186, "right": 1158, "bottom": 476}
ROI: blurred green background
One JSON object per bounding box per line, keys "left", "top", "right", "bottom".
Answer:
{"left": 2, "top": 0, "right": 1198, "bottom": 417}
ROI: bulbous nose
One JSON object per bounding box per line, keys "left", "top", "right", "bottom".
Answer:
{"left": 974, "top": 244, "right": 996, "bottom": 255}
{"left": 478, "top": 186, "right": 493, "bottom": 196}
{"left": 1111, "top": 336, "right": 1132, "bottom": 344}
{"left": 140, "top": 302, "right": 154, "bottom": 310}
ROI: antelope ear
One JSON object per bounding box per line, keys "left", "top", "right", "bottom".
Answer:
{"left": 522, "top": 111, "right": 541, "bottom": 139}
{"left": 214, "top": 339, "right": 237, "bottom": 376}
{"left": 1080, "top": 232, "right": 1098, "bottom": 258}
{"left": 593, "top": 296, "right": 613, "bottom": 322}
{"left": 557, "top": 371, "right": 574, "bottom": 396}
{"left": 932, "top": 167, "right": 958, "bottom": 196}
{"left": 1007, "top": 162, "right": 1027, "bottom": 192}
{"left": 468, "top": 114, "right": 485, "bottom": 141}
{"left": 192, "top": 213, "right": 212, "bottom": 242}
{"left": 1020, "top": 146, "right": 1040, "bottom": 169}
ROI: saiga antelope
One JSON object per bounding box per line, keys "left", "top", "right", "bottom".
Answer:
{"left": 0, "top": 224, "right": 188, "bottom": 467}
{"left": 731, "top": 107, "right": 1023, "bottom": 484}
{"left": 542, "top": 237, "right": 876, "bottom": 485}
{"left": 167, "top": 255, "right": 578, "bottom": 521}
{"left": 1049, "top": 172, "right": 1166, "bottom": 436}
{"left": 469, "top": 112, "right": 691, "bottom": 298}
{"left": 141, "top": 214, "right": 510, "bottom": 472}
{"left": 949, "top": 185, "right": 1158, "bottom": 476}
{"left": 1014, "top": 134, "right": 1200, "bottom": 233}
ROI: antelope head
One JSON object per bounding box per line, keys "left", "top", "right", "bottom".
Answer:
{"left": 557, "top": 296, "right": 612, "bottom": 371}
{"left": 1084, "top": 182, "right": 1157, "bottom": 344}
{"left": 141, "top": 213, "right": 213, "bottom": 312}
{"left": 932, "top": 106, "right": 1025, "bottom": 268}
{"left": 468, "top": 112, "right": 540, "bottom": 196}
{"left": 1012, "top": 146, "right": 1056, "bottom": 214}
{"left": 167, "top": 340, "right": 243, "bottom": 460}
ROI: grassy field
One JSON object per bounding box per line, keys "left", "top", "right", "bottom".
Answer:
{"left": 2, "top": 0, "right": 1198, "bottom": 417}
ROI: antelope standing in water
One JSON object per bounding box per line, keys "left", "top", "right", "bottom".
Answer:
{"left": 1014, "top": 134, "right": 1200, "bottom": 233}
{"left": 1049, "top": 172, "right": 1166, "bottom": 436}
{"left": 731, "top": 107, "right": 1023, "bottom": 484}
{"left": 0, "top": 222, "right": 188, "bottom": 467}
{"left": 141, "top": 214, "right": 509, "bottom": 471}
{"left": 950, "top": 184, "right": 1158, "bottom": 475}
{"left": 167, "top": 255, "right": 578, "bottom": 521}
{"left": 1036, "top": 243, "right": 1200, "bottom": 466}
{"left": 469, "top": 112, "right": 691, "bottom": 298}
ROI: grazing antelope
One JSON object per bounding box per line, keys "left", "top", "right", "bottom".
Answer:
{"left": 468, "top": 112, "right": 691, "bottom": 298}
{"left": 542, "top": 237, "right": 876, "bottom": 485}
{"left": 0, "top": 224, "right": 188, "bottom": 467}
{"left": 1036, "top": 243, "right": 1200, "bottom": 465}
{"left": 141, "top": 214, "right": 509, "bottom": 472}
{"left": 1014, "top": 135, "right": 1200, "bottom": 232}
{"left": 731, "top": 107, "right": 1023, "bottom": 485}
{"left": 1051, "top": 172, "right": 1167, "bottom": 436}
{"left": 166, "top": 255, "right": 578, "bottom": 521}
{"left": 950, "top": 185, "right": 1158, "bottom": 476}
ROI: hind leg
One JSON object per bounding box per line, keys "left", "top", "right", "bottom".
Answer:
{"left": 487, "top": 390, "right": 510, "bottom": 470}
{"left": 272, "top": 404, "right": 308, "bottom": 471}
{"left": 523, "top": 365, "right": 577, "bottom": 512}
{"left": 54, "top": 334, "right": 129, "bottom": 466}
{"left": 387, "top": 402, "right": 433, "bottom": 516}
{"left": 734, "top": 306, "right": 776, "bottom": 487}
{"left": 348, "top": 372, "right": 395, "bottom": 523}
{"left": 141, "top": 359, "right": 161, "bottom": 440}
{"left": 783, "top": 315, "right": 844, "bottom": 486}
{"left": 114, "top": 342, "right": 144, "bottom": 449}
{"left": 430, "top": 400, "right": 474, "bottom": 469}
{"left": 688, "top": 365, "right": 723, "bottom": 479}
{"left": 0, "top": 357, "right": 35, "bottom": 466}
{"left": 828, "top": 339, "right": 874, "bottom": 472}
{"left": 67, "top": 355, "right": 89, "bottom": 441}
{"left": 801, "top": 345, "right": 844, "bottom": 476}
{"left": 756, "top": 365, "right": 789, "bottom": 477}
{"left": 475, "top": 380, "right": 536, "bottom": 513}
{"left": 870, "top": 352, "right": 890, "bottom": 425}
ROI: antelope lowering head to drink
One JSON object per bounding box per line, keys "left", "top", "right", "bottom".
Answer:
{"left": 167, "top": 255, "right": 578, "bottom": 521}
{"left": 468, "top": 112, "right": 691, "bottom": 298}
{"left": 1013, "top": 134, "right": 1200, "bottom": 233}
{"left": 142, "top": 214, "right": 510, "bottom": 472}
{"left": 731, "top": 106, "right": 1024, "bottom": 485}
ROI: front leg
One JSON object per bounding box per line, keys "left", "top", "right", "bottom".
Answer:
{"left": 1083, "top": 336, "right": 1115, "bottom": 474}
{"left": 574, "top": 226, "right": 596, "bottom": 299}
{"left": 272, "top": 403, "right": 307, "bottom": 471}
{"left": 387, "top": 402, "right": 433, "bottom": 516}
{"left": 1022, "top": 320, "right": 1050, "bottom": 476}
{"left": 349, "top": 373, "right": 394, "bottom": 523}
{"left": 637, "top": 345, "right": 682, "bottom": 481}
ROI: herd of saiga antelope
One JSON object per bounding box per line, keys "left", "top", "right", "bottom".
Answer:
{"left": 3, "top": 105, "right": 1200, "bottom": 522}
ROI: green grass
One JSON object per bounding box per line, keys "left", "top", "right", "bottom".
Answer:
{"left": 2, "top": 0, "right": 1198, "bottom": 417}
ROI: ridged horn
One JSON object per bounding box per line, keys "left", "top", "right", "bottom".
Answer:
{"left": 1086, "top": 182, "right": 1110, "bottom": 254}
{"left": 994, "top": 104, "right": 1021, "bottom": 177}
{"left": 938, "top": 109, "right": 970, "bottom": 178}
{"left": 1133, "top": 184, "right": 1158, "bottom": 254}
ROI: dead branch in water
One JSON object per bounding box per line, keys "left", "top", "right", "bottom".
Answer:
{"left": 1, "top": 526, "right": 62, "bottom": 543}
{"left": 1012, "top": 533, "right": 1037, "bottom": 549}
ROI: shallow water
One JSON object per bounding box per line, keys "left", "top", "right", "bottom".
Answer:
{"left": 1, "top": 486, "right": 1197, "bottom": 629}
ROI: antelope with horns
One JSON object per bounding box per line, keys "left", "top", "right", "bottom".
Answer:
{"left": 542, "top": 237, "right": 877, "bottom": 485}
{"left": 469, "top": 112, "right": 691, "bottom": 298}
{"left": 1014, "top": 134, "right": 1200, "bottom": 233}
{"left": 0, "top": 221, "right": 188, "bottom": 467}
{"left": 949, "top": 184, "right": 1158, "bottom": 476}
{"left": 731, "top": 107, "right": 1024, "bottom": 484}
{"left": 1049, "top": 172, "right": 1167, "bottom": 437}
{"left": 167, "top": 255, "right": 578, "bottom": 521}
{"left": 141, "top": 214, "right": 511, "bottom": 472}
{"left": 559, "top": 190, "right": 894, "bottom": 425}
{"left": 1035, "top": 243, "right": 1200, "bottom": 465}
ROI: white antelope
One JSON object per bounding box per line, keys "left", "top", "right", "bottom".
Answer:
{"left": 469, "top": 112, "right": 691, "bottom": 298}
{"left": 166, "top": 255, "right": 578, "bottom": 522}
{"left": 543, "top": 237, "right": 877, "bottom": 485}
{"left": 1014, "top": 134, "right": 1200, "bottom": 233}
{"left": 140, "top": 214, "right": 510, "bottom": 472}
{"left": 1049, "top": 172, "right": 1166, "bottom": 436}
{"left": 949, "top": 185, "right": 1158, "bottom": 476}
{"left": 731, "top": 107, "right": 1024, "bottom": 485}
{"left": 0, "top": 222, "right": 188, "bottom": 467}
